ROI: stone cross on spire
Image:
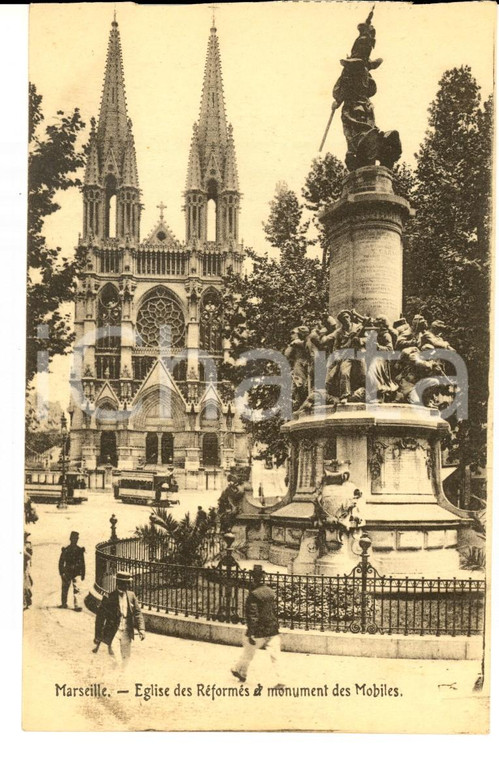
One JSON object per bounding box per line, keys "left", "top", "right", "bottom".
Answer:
{"left": 208, "top": 5, "right": 218, "bottom": 28}
{"left": 157, "top": 202, "right": 167, "bottom": 221}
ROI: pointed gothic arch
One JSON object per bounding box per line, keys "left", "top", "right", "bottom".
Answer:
{"left": 104, "top": 175, "right": 118, "bottom": 238}
{"left": 131, "top": 381, "right": 186, "bottom": 431}
{"left": 200, "top": 398, "right": 220, "bottom": 425}
{"left": 95, "top": 399, "right": 118, "bottom": 422}
{"left": 207, "top": 199, "right": 217, "bottom": 241}
{"left": 97, "top": 284, "right": 121, "bottom": 346}
{"left": 96, "top": 283, "right": 121, "bottom": 379}
{"left": 206, "top": 179, "right": 219, "bottom": 242}
{"left": 200, "top": 288, "right": 223, "bottom": 353}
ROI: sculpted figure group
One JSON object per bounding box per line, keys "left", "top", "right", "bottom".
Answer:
{"left": 285, "top": 310, "right": 456, "bottom": 413}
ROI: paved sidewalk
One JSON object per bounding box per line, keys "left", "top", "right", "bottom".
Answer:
{"left": 22, "top": 492, "right": 489, "bottom": 732}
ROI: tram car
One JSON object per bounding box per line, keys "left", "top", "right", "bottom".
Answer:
{"left": 115, "top": 468, "right": 179, "bottom": 506}
{"left": 25, "top": 470, "right": 88, "bottom": 504}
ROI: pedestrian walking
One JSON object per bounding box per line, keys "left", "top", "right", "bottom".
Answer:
{"left": 24, "top": 493, "right": 38, "bottom": 524}
{"left": 94, "top": 571, "right": 145, "bottom": 668}
{"left": 231, "top": 564, "right": 283, "bottom": 686}
{"left": 58, "top": 530, "right": 85, "bottom": 611}
{"left": 24, "top": 532, "right": 33, "bottom": 610}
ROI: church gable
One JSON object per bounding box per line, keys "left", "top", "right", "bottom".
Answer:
{"left": 131, "top": 358, "right": 187, "bottom": 429}
{"left": 133, "top": 357, "right": 185, "bottom": 407}
{"left": 142, "top": 219, "right": 180, "bottom": 248}
{"left": 94, "top": 381, "right": 120, "bottom": 408}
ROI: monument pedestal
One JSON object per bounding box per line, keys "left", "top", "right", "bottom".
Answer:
{"left": 272, "top": 404, "right": 471, "bottom": 575}
{"left": 238, "top": 167, "right": 471, "bottom": 576}
{"left": 291, "top": 528, "right": 319, "bottom": 574}
{"left": 320, "top": 165, "right": 412, "bottom": 325}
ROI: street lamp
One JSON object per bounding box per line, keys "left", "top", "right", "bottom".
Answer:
{"left": 57, "top": 413, "right": 68, "bottom": 510}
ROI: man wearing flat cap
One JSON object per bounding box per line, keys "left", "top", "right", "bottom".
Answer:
{"left": 94, "top": 571, "right": 145, "bottom": 667}
{"left": 231, "top": 565, "right": 283, "bottom": 686}
{"left": 59, "top": 531, "right": 85, "bottom": 611}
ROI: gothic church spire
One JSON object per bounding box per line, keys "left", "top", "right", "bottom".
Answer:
{"left": 185, "top": 22, "right": 240, "bottom": 247}
{"left": 197, "top": 23, "right": 228, "bottom": 171}
{"left": 97, "top": 18, "right": 133, "bottom": 170}
{"left": 82, "top": 17, "right": 141, "bottom": 243}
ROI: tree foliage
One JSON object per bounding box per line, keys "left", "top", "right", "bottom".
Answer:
{"left": 25, "top": 395, "right": 64, "bottom": 457}
{"left": 403, "top": 67, "right": 492, "bottom": 468}
{"left": 135, "top": 509, "right": 215, "bottom": 566}
{"left": 222, "top": 184, "right": 328, "bottom": 463}
{"left": 223, "top": 184, "right": 328, "bottom": 357}
{"left": 27, "top": 83, "right": 87, "bottom": 383}
{"left": 263, "top": 181, "right": 309, "bottom": 257}
{"left": 302, "top": 152, "right": 347, "bottom": 256}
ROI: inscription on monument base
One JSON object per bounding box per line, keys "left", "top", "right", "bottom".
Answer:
{"left": 329, "top": 226, "right": 403, "bottom": 324}
{"left": 371, "top": 437, "right": 434, "bottom": 496}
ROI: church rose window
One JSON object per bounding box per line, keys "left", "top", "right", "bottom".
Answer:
{"left": 136, "top": 288, "right": 185, "bottom": 348}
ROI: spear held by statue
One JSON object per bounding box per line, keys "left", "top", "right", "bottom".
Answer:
{"left": 318, "top": 101, "right": 338, "bottom": 153}
{"left": 319, "top": 6, "right": 376, "bottom": 153}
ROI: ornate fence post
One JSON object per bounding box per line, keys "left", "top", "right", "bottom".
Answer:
{"left": 226, "top": 553, "right": 233, "bottom": 622}
{"left": 149, "top": 514, "right": 157, "bottom": 562}
{"left": 217, "top": 531, "right": 240, "bottom": 622}
{"left": 109, "top": 514, "right": 118, "bottom": 557}
{"left": 359, "top": 532, "right": 372, "bottom": 634}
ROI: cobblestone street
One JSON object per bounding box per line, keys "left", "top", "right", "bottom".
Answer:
{"left": 22, "top": 489, "right": 489, "bottom": 732}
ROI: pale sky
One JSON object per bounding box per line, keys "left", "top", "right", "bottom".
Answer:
{"left": 28, "top": 1, "right": 496, "bottom": 405}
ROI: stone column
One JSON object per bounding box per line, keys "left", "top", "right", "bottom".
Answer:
{"left": 320, "top": 166, "right": 412, "bottom": 325}
{"left": 117, "top": 428, "right": 133, "bottom": 470}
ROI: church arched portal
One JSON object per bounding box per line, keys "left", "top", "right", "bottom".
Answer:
{"left": 202, "top": 433, "right": 219, "bottom": 467}
{"left": 99, "top": 431, "right": 117, "bottom": 467}
{"left": 145, "top": 432, "right": 159, "bottom": 465}
{"left": 161, "top": 433, "right": 174, "bottom": 465}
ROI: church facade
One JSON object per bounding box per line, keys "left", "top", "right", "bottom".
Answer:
{"left": 69, "top": 18, "right": 249, "bottom": 489}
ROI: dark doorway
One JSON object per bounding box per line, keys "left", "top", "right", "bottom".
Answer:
{"left": 161, "top": 433, "right": 174, "bottom": 464}
{"left": 202, "top": 433, "right": 219, "bottom": 467}
{"left": 145, "top": 432, "right": 158, "bottom": 465}
{"left": 99, "top": 431, "right": 117, "bottom": 467}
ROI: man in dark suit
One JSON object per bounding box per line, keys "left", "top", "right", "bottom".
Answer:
{"left": 94, "top": 571, "right": 145, "bottom": 667}
{"left": 59, "top": 531, "right": 85, "bottom": 611}
{"left": 231, "top": 565, "right": 283, "bottom": 687}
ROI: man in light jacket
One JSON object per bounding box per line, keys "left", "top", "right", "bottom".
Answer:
{"left": 94, "top": 571, "right": 145, "bottom": 667}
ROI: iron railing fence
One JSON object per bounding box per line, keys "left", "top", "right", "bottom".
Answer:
{"left": 96, "top": 533, "right": 224, "bottom": 569}
{"left": 95, "top": 539, "right": 485, "bottom": 637}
